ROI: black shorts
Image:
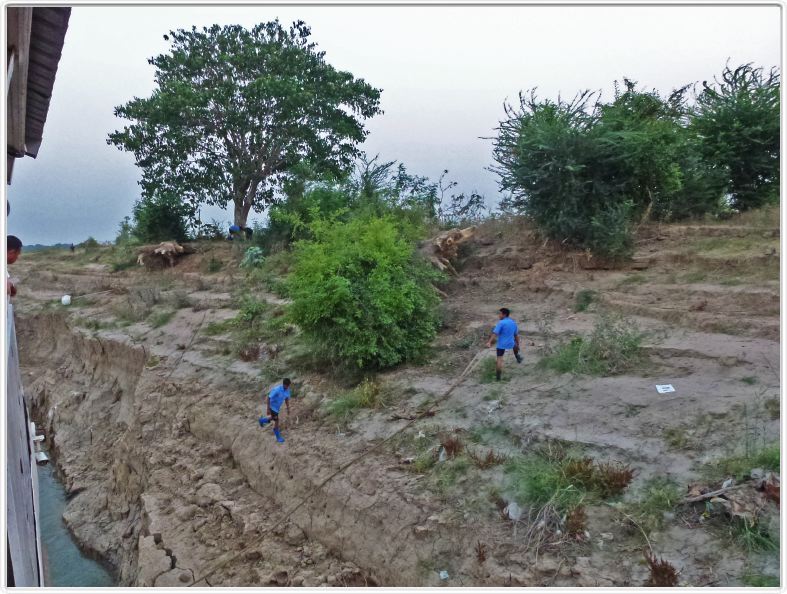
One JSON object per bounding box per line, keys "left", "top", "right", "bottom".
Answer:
{"left": 269, "top": 410, "right": 279, "bottom": 421}
{"left": 496, "top": 347, "right": 518, "bottom": 357}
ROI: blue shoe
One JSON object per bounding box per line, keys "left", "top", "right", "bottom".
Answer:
{"left": 258, "top": 416, "right": 270, "bottom": 427}
{"left": 274, "top": 429, "right": 285, "bottom": 443}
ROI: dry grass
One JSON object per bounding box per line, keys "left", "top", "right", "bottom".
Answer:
{"left": 439, "top": 433, "right": 464, "bottom": 459}
{"left": 644, "top": 549, "right": 678, "bottom": 587}
{"left": 468, "top": 447, "right": 508, "bottom": 469}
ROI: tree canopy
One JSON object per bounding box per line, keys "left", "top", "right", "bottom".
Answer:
{"left": 108, "top": 20, "right": 382, "bottom": 227}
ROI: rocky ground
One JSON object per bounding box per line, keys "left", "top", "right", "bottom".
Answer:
{"left": 11, "top": 209, "right": 780, "bottom": 587}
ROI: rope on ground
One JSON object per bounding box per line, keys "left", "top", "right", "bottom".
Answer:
{"left": 189, "top": 348, "right": 488, "bottom": 586}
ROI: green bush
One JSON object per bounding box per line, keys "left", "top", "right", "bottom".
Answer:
{"left": 79, "top": 237, "right": 100, "bottom": 249}
{"left": 240, "top": 246, "right": 265, "bottom": 269}
{"left": 691, "top": 63, "right": 780, "bottom": 211}
{"left": 492, "top": 66, "right": 777, "bottom": 255}
{"left": 287, "top": 215, "right": 442, "bottom": 369}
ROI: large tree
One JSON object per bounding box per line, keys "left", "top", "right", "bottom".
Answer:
{"left": 108, "top": 20, "right": 382, "bottom": 227}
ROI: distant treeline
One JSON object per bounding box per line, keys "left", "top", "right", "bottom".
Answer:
{"left": 23, "top": 243, "right": 71, "bottom": 252}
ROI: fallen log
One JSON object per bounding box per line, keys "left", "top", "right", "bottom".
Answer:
{"left": 136, "top": 241, "right": 195, "bottom": 270}
{"left": 418, "top": 226, "right": 476, "bottom": 276}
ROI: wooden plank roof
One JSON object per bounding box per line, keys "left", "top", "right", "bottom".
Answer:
{"left": 23, "top": 7, "right": 70, "bottom": 157}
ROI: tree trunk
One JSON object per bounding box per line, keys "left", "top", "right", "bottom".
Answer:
{"left": 233, "top": 197, "right": 245, "bottom": 227}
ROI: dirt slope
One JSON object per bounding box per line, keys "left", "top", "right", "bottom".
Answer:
{"left": 11, "top": 211, "right": 780, "bottom": 587}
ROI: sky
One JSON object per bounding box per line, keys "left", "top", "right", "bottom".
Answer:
{"left": 6, "top": 4, "right": 782, "bottom": 245}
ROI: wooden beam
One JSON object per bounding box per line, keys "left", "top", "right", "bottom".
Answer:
{"left": 6, "top": 7, "right": 33, "bottom": 156}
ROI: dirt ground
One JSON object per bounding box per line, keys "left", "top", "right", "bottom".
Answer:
{"left": 10, "top": 210, "right": 780, "bottom": 587}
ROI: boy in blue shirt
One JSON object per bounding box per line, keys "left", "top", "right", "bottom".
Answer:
{"left": 486, "top": 308, "right": 523, "bottom": 381}
{"left": 259, "top": 378, "right": 292, "bottom": 443}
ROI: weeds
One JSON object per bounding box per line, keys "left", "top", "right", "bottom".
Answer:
{"left": 324, "top": 379, "right": 390, "bottom": 424}
{"left": 741, "top": 571, "right": 779, "bottom": 587}
{"left": 764, "top": 397, "right": 779, "bottom": 420}
{"left": 539, "top": 314, "right": 643, "bottom": 375}
{"left": 663, "top": 427, "right": 689, "bottom": 450}
{"left": 504, "top": 447, "right": 634, "bottom": 514}
{"left": 618, "top": 273, "right": 647, "bottom": 287}
{"left": 148, "top": 309, "right": 175, "bottom": 328}
{"left": 467, "top": 447, "right": 508, "bottom": 469}
{"left": 412, "top": 450, "right": 437, "bottom": 473}
{"left": 478, "top": 356, "right": 507, "bottom": 383}
{"left": 644, "top": 549, "right": 679, "bottom": 587}
{"left": 205, "top": 257, "right": 223, "bottom": 273}
{"left": 433, "top": 457, "right": 470, "bottom": 495}
{"left": 729, "top": 517, "right": 778, "bottom": 554}
{"left": 625, "top": 477, "right": 681, "bottom": 534}
{"left": 439, "top": 433, "right": 463, "bottom": 459}
{"left": 707, "top": 443, "right": 779, "bottom": 481}
{"left": 564, "top": 506, "right": 586, "bottom": 537}
{"left": 468, "top": 423, "right": 514, "bottom": 446}
{"left": 573, "top": 289, "right": 596, "bottom": 312}
{"left": 740, "top": 376, "right": 758, "bottom": 385}
{"left": 474, "top": 541, "right": 487, "bottom": 563}
{"left": 203, "top": 319, "right": 234, "bottom": 336}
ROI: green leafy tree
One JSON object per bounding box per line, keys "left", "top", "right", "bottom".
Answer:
{"left": 287, "top": 215, "right": 442, "bottom": 369}
{"left": 132, "top": 191, "right": 191, "bottom": 243}
{"left": 108, "top": 20, "right": 382, "bottom": 227}
{"left": 691, "top": 62, "right": 780, "bottom": 210}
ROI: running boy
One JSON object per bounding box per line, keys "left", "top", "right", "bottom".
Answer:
{"left": 259, "top": 378, "right": 292, "bottom": 443}
{"left": 486, "top": 308, "right": 523, "bottom": 381}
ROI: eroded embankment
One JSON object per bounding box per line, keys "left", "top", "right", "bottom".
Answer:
{"left": 16, "top": 312, "right": 508, "bottom": 587}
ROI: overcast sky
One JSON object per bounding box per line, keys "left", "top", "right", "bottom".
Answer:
{"left": 7, "top": 4, "right": 781, "bottom": 245}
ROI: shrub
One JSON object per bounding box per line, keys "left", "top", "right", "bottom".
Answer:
{"left": 240, "top": 246, "right": 265, "bottom": 269}
{"left": 79, "top": 237, "right": 100, "bottom": 249}
{"left": 691, "top": 63, "right": 780, "bottom": 211}
{"left": 132, "top": 191, "right": 191, "bottom": 243}
{"left": 287, "top": 215, "right": 442, "bottom": 369}
{"left": 491, "top": 68, "right": 777, "bottom": 255}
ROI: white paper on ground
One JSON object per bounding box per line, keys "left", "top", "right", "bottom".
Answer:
{"left": 656, "top": 384, "right": 675, "bottom": 394}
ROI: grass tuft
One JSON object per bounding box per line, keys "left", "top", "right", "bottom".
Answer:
{"left": 707, "top": 443, "right": 779, "bottom": 481}
{"left": 573, "top": 289, "right": 597, "bottom": 312}
{"left": 324, "top": 379, "right": 389, "bottom": 424}
{"left": 539, "top": 314, "right": 643, "bottom": 376}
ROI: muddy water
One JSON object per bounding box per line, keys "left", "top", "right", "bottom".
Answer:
{"left": 38, "top": 465, "right": 115, "bottom": 587}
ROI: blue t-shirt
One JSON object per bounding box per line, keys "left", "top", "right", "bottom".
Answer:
{"left": 268, "top": 385, "right": 291, "bottom": 413}
{"left": 492, "top": 317, "right": 519, "bottom": 349}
